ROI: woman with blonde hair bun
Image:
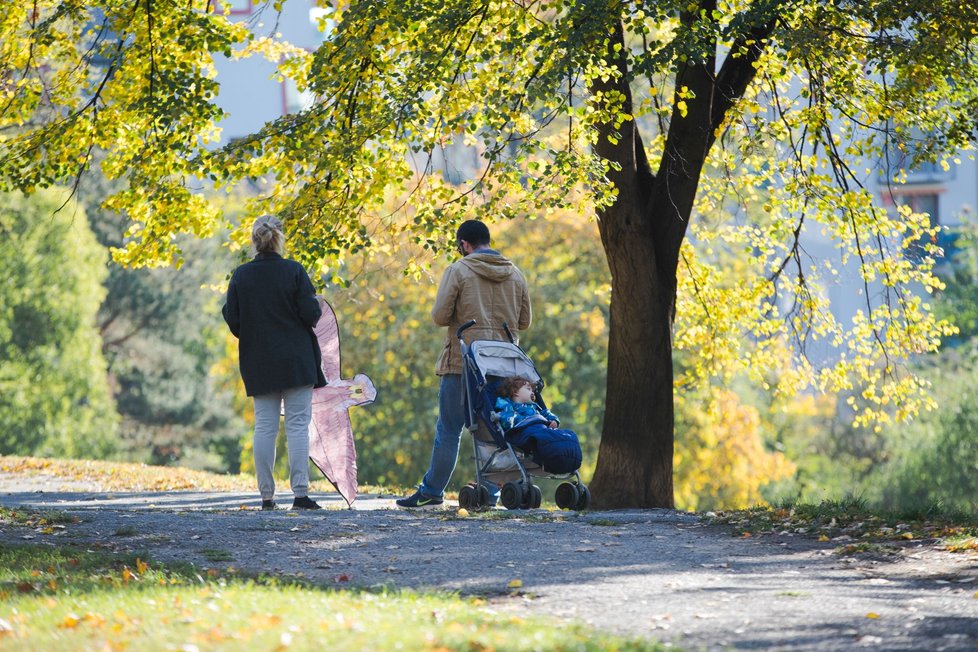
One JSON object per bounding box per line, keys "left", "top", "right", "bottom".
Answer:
{"left": 223, "top": 215, "right": 326, "bottom": 510}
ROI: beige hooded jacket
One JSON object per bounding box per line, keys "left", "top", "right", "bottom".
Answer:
{"left": 432, "top": 250, "right": 532, "bottom": 375}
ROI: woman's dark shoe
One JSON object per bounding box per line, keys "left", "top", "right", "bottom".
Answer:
{"left": 291, "top": 496, "right": 322, "bottom": 510}
{"left": 261, "top": 500, "right": 276, "bottom": 511}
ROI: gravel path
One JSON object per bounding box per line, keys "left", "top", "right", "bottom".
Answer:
{"left": 1, "top": 473, "right": 976, "bottom": 650}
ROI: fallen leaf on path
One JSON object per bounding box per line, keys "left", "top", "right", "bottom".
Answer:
{"left": 865, "top": 612, "right": 880, "bottom": 619}
{"left": 507, "top": 579, "right": 522, "bottom": 589}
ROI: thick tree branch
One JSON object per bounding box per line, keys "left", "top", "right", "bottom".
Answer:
{"left": 590, "top": 19, "right": 654, "bottom": 218}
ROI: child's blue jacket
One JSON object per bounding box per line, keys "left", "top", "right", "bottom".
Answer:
{"left": 494, "top": 396, "right": 559, "bottom": 432}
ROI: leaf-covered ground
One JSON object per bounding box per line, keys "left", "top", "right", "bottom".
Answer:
{"left": 0, "top": 455, "right": 390, "bottom": 495}
{"left": 706, "top": 496, "right": 978, "bottom": 557}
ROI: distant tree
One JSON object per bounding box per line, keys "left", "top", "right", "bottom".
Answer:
{"left": 0, "top": 189, "right": 117, "bottom": 457}
{"left": 674, "top": 388, "right": 795, "bottom": 511}
{"left": 77, "top": 173, "right": 248, "bottom": 472}
{"left": 868, "top": 348, "right": 978, "bottom": 514}
{"left": 3, "top": 1, "right": 975, "bottom": 506}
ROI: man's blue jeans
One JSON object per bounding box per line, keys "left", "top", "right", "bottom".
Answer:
{"left": 419, "top": 374, "right": 464, "bottom": 497}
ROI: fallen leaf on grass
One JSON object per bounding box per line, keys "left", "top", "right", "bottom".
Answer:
{"left": 250, "top": 614, "right": 282, "bottom": 629}
{"left": 58, "top": 614, "right": 81, "bottom": 629}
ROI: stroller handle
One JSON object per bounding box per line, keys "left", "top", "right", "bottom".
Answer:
{"left": 456, "top": 320, "right": 477, "bottom": 339}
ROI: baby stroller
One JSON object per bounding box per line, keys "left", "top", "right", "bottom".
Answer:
{"left": 455, "top": 320, "right": 591, "bottom": 511}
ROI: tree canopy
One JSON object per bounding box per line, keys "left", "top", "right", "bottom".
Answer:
{"left": 3, "top": 0, "right": 977, "bottom": 506}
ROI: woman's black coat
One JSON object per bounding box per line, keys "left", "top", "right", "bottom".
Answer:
{"left": 222, "top": 252, "right": 327, "bottom": 396}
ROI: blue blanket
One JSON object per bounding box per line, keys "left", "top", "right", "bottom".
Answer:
{"left": 505, "top": 416, "right": 582, "bottom": 474}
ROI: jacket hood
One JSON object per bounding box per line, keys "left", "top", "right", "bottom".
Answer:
{"left": 459, "top": 252, "right": 516, "bottom": 282}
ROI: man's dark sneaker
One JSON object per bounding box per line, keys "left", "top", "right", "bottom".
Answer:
{"left": 395, "top": 489, "right": 444, "bottom": 508}
{"left": 291, "top": 496, "right": 322, "bottom": 510}
{"left": 261, "top": 500, "right": 276, "bottom": 511}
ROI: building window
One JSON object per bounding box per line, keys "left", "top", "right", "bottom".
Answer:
{"left": 879, "top": 128, "right": 954, "bottom": 185}
{"left": 214, "top": 0, "right": 251, "bottom": 15}
{"left": 282, "top": 77, "right": 315, "bottom": 115}
{"left": 883, "top": 192, "right": 943, "bottom": 261}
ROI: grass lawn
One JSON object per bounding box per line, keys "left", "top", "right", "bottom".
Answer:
{"left": 0, "top": 455, "right": 662, "bottom": 650}
{"left": 0, "top": 541, "right": 663, "bottom": 651}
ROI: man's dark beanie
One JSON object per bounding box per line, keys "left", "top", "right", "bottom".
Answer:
{"left": 457, "top": 220, "right": 491, "bottom": 245}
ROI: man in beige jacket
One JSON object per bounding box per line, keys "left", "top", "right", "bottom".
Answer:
{"left": 397, "top": 220, "right": 532, "bottom": 508}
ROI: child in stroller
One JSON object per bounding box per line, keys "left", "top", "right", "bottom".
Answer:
{"left": 455, "top": 322, "right": 590, "bottom": 511}
{"left": 494, "top": 376, "right": 582, "bottom": 475}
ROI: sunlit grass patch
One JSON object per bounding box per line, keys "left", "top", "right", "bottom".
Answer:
{"left": 0, "top": 543, "right": 663, "bottom": 651}
{"left": 943, "top": 534, "right": 978, "bottom": 553}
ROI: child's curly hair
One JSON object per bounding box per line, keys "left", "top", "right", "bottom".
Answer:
{"left": 498, "top": 376, "right": 534, "bottom": 399}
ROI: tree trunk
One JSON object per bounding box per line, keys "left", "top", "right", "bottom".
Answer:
{"left": 587, "top": 10, "right": 771, "bottom": 509}
{"left": 590, "top": 197, "right": 677, "bottom": 508}
{"left": 586, "top": 19, "right": 679, "bottom": 509}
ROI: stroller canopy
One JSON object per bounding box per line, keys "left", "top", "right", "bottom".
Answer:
{"left": 467, "top": 340, "right": 541, "bottom": 385}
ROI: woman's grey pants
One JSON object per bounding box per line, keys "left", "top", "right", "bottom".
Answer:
{"left": 252, "top": 385, "right": 313, "bottom": 500}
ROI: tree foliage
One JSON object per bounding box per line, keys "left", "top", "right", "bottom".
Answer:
{"left": 79, "top": 176, "right": 248, "bottom": 472}
{"left": 4, "top": 0, "right": 978, "bottom": 506}
{"left": 0, "top": 189, "right": 117, "bottom": 457}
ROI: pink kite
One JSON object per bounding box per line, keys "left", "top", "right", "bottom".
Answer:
{"left": 308, "top": 297, "right": 376, "bottom": 508}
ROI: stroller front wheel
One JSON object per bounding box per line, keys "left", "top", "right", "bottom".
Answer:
{"left": 555, "top": 481, "right": 580, "bottom": 510}
{"left": 500, "top": 481, "right": 524, "bottom": 510}
{"left": 458, "top": 483, "right": 480, "bottom": 509}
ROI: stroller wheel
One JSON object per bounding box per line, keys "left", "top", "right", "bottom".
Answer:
{"left": 574, "top": 484, "right": 591, "bottom": 511}
{"left": 530, "top": 484, "right": 543, "bottom": 509}
{"left": 458, "top": 483, "right": 479, "bottom": 509}
{"left": 555, "top": 482, "right": 580, "bottom": 510}
{"left": 500, "top": 481, "right": 524, "bottom": 510}
{"left": 478, "top": 483, "right": 496, "bottom": 509}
